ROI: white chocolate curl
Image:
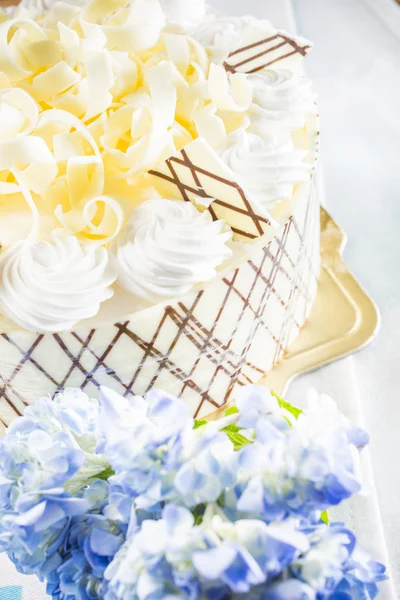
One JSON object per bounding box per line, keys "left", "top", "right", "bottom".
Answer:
{"left": 0, "top": 88, "right": 39, "bottom": 140}
{"left": 39, "top": 109, "right": 124, "bottom": 245}
{"left": 208, "top": 64, "right": 253, "bottom": 113}
{"left": 0, "top": 230, "right": 116, "bottom": 333}
{"left": 80, "top": 0, "right": 166, "bottom": 52}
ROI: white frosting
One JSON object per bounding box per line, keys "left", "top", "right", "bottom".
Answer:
{"left": 249, "top": 69, "right": 316, "bottom": 132}
{"left": 111, "top": 199, "right": 232, "bottom": 303}
{"left": 0, "top": 230, "right": 116, "bottom": 333}
{"left": 218, "top": 130, "right": 310, "bottom": 209}
{"left": 193, "top": 14, "right": 268, "bottom": 63}
{"left": 159, "top": 0, "right": 206, "bottom": 32}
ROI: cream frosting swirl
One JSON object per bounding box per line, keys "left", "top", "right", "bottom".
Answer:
{"left": 0, "top": 231, "right": 116, "bottom": 332}
{"left": 159, "top": 0, "right": 206, "bottom": 32}
{"left": 112, "top": 199, "right": 232, "bottom": 303}
{"left": 193, "top": 14, "right": 267, "bottom": 63}
{"left": 249, "top": 69, "right": 316, "bottom": 132}
{"left": 218, "top": 130, "right": 310, "bottom": 209}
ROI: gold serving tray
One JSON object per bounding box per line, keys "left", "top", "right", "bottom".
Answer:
{"left": 260, "top": 207, "right": 380, "bottom": 396}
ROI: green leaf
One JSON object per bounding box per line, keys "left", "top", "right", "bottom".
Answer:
{"left": 321, "top": 510, "right": 329, "bottom": 525}
{"left": 272, "top": 391, "right": 303, "bottom": 420}
{"left": 221, "top": 423, "right": 241, "bottom": 434}
{"left": 192, "top": 505, "right": 205, "bottom": 525}
{"left": 93, "top": 466, "right": 115, "bottom": 481}
{"left": 225, "top": 430, "right": 251, "bottom": 451}
{"left": 224, "top": 406, "right": 239, "bottom": 416}
{"left": 194, "top": 419, "right": 207, "bottom": 429}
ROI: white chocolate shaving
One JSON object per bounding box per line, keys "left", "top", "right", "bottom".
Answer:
{"left": 0, "top": 18, "right": 45, "bottom": 81}
{"left": 0, "top": 88, "right": 38, "bottom": 139}
{"left": 193, "top": 103, "right": 226, "bottom": 150}
{"left": 0, "top": 137, "right": 57, "bottom": 189}
{"left": 164, "top": 33, "right": 190, "bottom": 75}
{"left": 81, "top": 50, "right": 114, "bottom": 121}
{"left": 32, "top": 61, "right": 81, "bottom": 101}
{"left": 208, "top": 63, "right": 253, "bottom": 112}
{"left": 11, "top": 168, "right": 40, "bottom": 240}
{"left": 80, "top": 0, "right": 165, "bottom": 52}
{"left": 58, "top": 22, "right": 80, "bottom": 67}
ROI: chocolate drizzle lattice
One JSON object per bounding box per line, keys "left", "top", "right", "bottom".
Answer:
{"left": 0, "top": 182, "right": 319, "bottom": 431}
{"left": 223, "top": 29, "right": 312, "bottom": 75}
{"left": 149, "top": 139, "right": 272, "bottom": 240}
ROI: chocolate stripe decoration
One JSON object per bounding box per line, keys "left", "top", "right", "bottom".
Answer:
{"left": 223, "top": 26, "right": 312, "bottom": 74}
{"left": 0, "top": 181, "right": 319, "bottom": 430}
{"left": 149, "top": 138, "right": 273, "bottom": 240}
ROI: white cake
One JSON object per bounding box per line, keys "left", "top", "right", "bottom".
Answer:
{"left": 0, "top": 0, "right": 319, "bottom": 428}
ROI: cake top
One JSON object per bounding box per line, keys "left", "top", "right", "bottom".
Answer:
{"left": 0, "top": 0, "right": 317, "bottom": 333}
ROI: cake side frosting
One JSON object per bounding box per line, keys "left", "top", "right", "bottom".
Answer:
{"left": 0, "top": 178, "right": 319, "bottom": 429}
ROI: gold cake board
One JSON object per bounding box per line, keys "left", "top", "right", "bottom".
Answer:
{"left": 208, "top": 207, "right": 380, "bottom": 419}
{"left": 261, "top": 207, "right": 380, "bottom": 396}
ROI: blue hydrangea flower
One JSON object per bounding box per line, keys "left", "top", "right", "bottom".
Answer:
{"left": 46, "top": 482, "right": 124, "bottom": 600}
{"left": 224, "top": 389, "right": 366, "bottom": 523}
{"left": 261, "top": 579, "right": 316, "bottom": 599}
{"left": 0, "top": 384, "right": 386, "bottom": 600}
{"left": 235, "top": 385, "right": 288, "bottom": 432}
{"left": 292, "top": 524, "right": 355, "bottom": 595}
{"left": 193, "top": 515, "right": 309, "bottom": 596}
{"left": 331, "top": 543, "right": 386, "bottom": 599}
{"left": 97, "top": 388, "right": 192, "bottom": 510}
{"left": 99, "top": 387, "right": 236, "bottom": 511}
{"left": 292, "top": 523, "right": 386, "bottom": 599}
{"left": 97, "top": 387, "right": 193, "bottom": 470}
{"left": 105, "top": 504, "right": 310, "bottom": 599}
{"left": 104, "top": 505, "right": 204, "bottom": 600}
{"left": 0, "top": 390, "right": 104, "bottom": 576}
{"left": 23, "top": 388, "right": 100, "bottom": 440}
{"left": 173, "top": 428, "right": 236, "bottom": 507}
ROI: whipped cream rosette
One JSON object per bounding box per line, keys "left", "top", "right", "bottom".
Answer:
{"left": 218, "top": 130, "right": 311, "bottom": 210}
{"left": 249, "top": 69, "right": 316, "bottom": 132}
{"left": 159, "top": 0, "right": 206, "bottom": 33}
{"left": 192, "top": 14, "right": 269, "bottom": 64}
{"left": 0, "top": 0, "right": 320, "bottom": 426}
{"left": 111, "top": 198, "right": 232, "bottom": 303}
{"left": 0, "top": 230, "right": 116, "bottom": 332}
